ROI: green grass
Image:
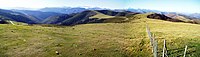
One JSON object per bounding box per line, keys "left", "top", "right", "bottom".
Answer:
{"left": 126, "top": 14, "right": 200, "bottom": 57}
{"left": 5, "top": 20, "right": 28, "bottom": 25}
{"left": 89, "top": 10, "right": 129, "bottom": 23}
{"left": 0, "top": 13, "right": 200, "bottom": 57}
{"left": 89, "top": 11, "right": 114, "bottom": 19}
{"left": 0, "top": 23, "right": 130, "bottom": 57}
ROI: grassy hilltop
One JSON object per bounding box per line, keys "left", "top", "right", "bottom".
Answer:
{"left": 0, "top": 13, "right": 200, "bottom": 57}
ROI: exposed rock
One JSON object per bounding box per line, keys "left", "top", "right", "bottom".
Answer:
{"left": 55, "top": 51, "right": 60, "bottom": 55}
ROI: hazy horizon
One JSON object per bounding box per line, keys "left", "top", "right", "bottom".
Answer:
{"left": 0, "top": 0, "right": 199, "bottom": 13}
{"left": 127, "top": 0, "right": 200, "bottom": 13}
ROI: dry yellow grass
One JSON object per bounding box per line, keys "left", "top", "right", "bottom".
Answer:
{"left": 0, "top": 13, "right": 200, "bottom": 57}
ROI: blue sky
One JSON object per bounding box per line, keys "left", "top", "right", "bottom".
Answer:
{"left": 0, "top": 0, "right": 127, "bottom": 9}
{"left": 0, "top": 0, "right": 199, "bottom": 13}
{"left": 127, "top": 0, "right": 200, "bottom": 13}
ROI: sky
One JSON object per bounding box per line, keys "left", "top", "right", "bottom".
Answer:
{"left": 0, "top": 0, "right": 199, "bottom": 13}
{"left": 0, "top": 0, "right": 127, "bottom": 9}
{"left": 127, "top": 0, "right": 200, "bottom": 13}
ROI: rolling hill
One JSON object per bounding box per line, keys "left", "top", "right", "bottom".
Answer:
{"left": 0, "top": 8, "right": 200, "bottom": 57}
{"left": 147, "top": 13, "right": 183, "bottom": 22}
{"left": 4, "top": 7, "right": 199, "bottom": 25}
{"left": 12, "top": 10, "right": 63, "bottom": 21}
{"left": 1, "top": 13, "right": 200, "bottom": 57}
{"left": 0, "top": 9, "right": 38, "bottom": 24}
{"left": 43, "top": 10, "right": 139, "bottom": 25}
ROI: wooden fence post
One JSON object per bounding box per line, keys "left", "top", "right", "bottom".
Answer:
{"left": 146, "top": 24, "right": 157, "bottom": 57}
{"left": 183, "top": 45, "right": 188, "bottom": 57}
{"left": 146, "top": 24, "right": 153, "bottom": 47}
{"left": 163, "top": 40, "right": 165, "bottom": 57}
{"left": 162, "top": 39, "right": 168, "bottom": 57}
{"left": 153, "top": 38, "right": 158, "bottom": 57}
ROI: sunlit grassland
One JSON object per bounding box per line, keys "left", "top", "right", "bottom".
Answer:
{"left": 0, "top": 13, "right": 200, "bottom": 57}
{"left": 0, "top": 23, "right": 131, "bottom": 57}
{"left": 89, "top": 10, "right": 114, "bottom": 19}
{"left": 125, "top": 14, "right": 200, "bottom": 57}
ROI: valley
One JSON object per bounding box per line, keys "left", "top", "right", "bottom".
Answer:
{"left": 0, "top": 0, "right": 200, "bottom": 57}
{"left": 0, "top": 5, "right": 200, "bottom": 57}
{"left": 0, "top": 11, "right": 200, "bottom": 57}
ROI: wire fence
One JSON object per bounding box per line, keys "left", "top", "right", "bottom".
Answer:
{"left": 146, "top": 24, "right": 187, "bottom": 57}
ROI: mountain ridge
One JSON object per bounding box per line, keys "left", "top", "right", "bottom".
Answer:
{"left": 1, "top": 7, "right": 200, "bottom": 25}
{"left": 0, "top": 9, "right": 38, "bottom": 24}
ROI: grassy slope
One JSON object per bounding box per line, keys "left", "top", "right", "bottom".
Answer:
{"left": 0, "top": 23, "right": 130, "bottom": 57}
{"left": 0, "top": 14, "right": 200, "bottom": 57}
{"left": 89, "top": 11, "right": 129, "bottom": 23}
{"left": 127, "top": 14, "right": 200, "bottom": 57}
{"left": 89, "top": 11, "right": 114, "bottom": 19}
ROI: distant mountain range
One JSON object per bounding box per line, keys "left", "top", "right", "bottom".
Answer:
{"left": 37, "top": 7, "right": 200, "bottom": 19}
{"left": 0, "top": 9, "right": 38, "bottom": 24}
{"left": 0, "top": 7, "right": 200, "bottom": 25}
{"left": 43, "top": 10, "right": 138, "bottom": 25}
{"left": 38, "top": 7, "right": 109, "bottom": 14}
{"left": 39, "top": 7, "right": 86, "bottom": 14}
{"left": 12, "top": 10, "right": 63, "bottom": 21}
